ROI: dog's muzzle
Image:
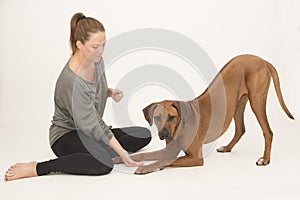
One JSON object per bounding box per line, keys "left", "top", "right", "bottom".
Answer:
{"left": 159, "top": 128, "right": 171, "bottom": 140}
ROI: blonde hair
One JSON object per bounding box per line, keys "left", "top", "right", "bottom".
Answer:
{"left": 69, "top": 12, "right": 105, "bottom": 55}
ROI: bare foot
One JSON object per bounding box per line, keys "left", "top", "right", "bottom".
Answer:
{"left": 4, "top": 162, "right": 38, "bottom": 181}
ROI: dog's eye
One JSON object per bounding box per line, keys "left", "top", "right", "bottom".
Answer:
{"left": 154, "top": 116, "right": 162, "bottom": 121}
{"left": 168, "top": 115, "right": 176, "bottom": 121}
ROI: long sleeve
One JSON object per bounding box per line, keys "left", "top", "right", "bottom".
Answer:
{"left": 72, "top": 76, "right": 113, "bottom": 144}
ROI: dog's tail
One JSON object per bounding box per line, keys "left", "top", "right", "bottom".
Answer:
{"left": 266, "top": 62, "right": 294, "bottom": 119}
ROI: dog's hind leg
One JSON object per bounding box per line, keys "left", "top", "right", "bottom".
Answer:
{"left": 246, "top": 68, "right": 273, "bottom": 166}
{"left": 217, "top": 95, "right": 248, "bottom": 153}
{"left": 249, "top": 95, "right": 273, "bottom": 166}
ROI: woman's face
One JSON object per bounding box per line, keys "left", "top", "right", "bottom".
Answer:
{"left": 77, "top": 31, "right": 106, "bottom": 63}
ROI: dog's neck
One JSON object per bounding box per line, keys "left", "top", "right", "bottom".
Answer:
{"left": 194, "top": 91, "right": 211, "bottom": 111}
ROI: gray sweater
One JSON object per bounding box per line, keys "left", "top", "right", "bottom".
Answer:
{"left": 49, "top": 58, "right": 113, "bottom": 146}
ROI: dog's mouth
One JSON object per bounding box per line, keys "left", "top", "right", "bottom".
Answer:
{"left": 158, "top": 131, "right": 174, "bottom": 140}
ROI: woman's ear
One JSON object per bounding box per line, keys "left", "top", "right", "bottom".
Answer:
{"left": 76, "top": 40, "right": 83, "bottom": 50}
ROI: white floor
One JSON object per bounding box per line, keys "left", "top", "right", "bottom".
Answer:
{"left": 1, "top": 111, "right": 299, "bottom": 200}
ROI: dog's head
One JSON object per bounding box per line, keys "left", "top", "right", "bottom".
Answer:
{"left": 143, "top": 100, "right": 185, "bottom": 141}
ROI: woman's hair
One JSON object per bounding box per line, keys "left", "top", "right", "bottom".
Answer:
{"left": 70, "top": 12, "right": 105, "bottom": 55}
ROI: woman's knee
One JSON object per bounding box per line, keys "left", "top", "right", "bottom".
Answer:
{"left": 130, "top": 127, "right": 152, "bottom": 152}
{"left": 140, "top": 127, "right": 152, "bottom": 145}
{"left": 133, "top": 127, "right": 152, "bottom": 140}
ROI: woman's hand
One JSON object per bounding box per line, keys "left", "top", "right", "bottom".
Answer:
{"left": 109, "top": 88, "right": 124, "bottom": 102}
{"left": 108, "top": 136, "right": 143, "bottom": 167}
{"left": 118, "top": 150, "right": 144, "bottom": 167}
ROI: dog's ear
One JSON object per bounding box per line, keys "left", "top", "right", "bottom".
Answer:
{"left": 143, "top": 103, "right": 158, "bottom": 126}
{"left": 172, "top": 101, "right": 188, "bottom": 122}
{"left": 171, "top": 101, "right": 181, "bottom": 117}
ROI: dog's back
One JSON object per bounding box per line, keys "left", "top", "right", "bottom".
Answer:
{"left": 207, "top": 54, "right": 293, "bottom": 119}
{"left": 198, "top": 54, "right": 293, "bottom": 144}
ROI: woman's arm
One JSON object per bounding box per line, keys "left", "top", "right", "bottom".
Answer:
{"left": 106, "top": 89, "right": 141, "bottom": 166}
{"left": 73, "top": 82, "right": 142, "bottom": 167}
{"left": 108, "top": 136, "right": 143, "bottom": 167}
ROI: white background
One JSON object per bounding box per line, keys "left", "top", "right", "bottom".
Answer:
{"left": 0, "top": 0, "right": 299, "bottom": 199}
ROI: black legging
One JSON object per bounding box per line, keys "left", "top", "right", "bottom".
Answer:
{"left": 36, "top": 127, "right": 151, "bottom": 176}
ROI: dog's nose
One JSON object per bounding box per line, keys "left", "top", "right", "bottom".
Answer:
{"left": 160, "top": 129, "right": 169, "bottom": 140}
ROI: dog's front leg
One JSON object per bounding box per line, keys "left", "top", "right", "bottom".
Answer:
{"left": 113, "top": 140, "right": 181, "bottom": 164}
{"left": 166, "top": 143, "right": 204, "bottom": 168}
{"left": 168, "top": 155, "right": 204, "bottom": 167}
{"left": 134, "top": 157, "right": 179, "bottom": 175}
{"left": 113, "top": 149, "right": 171, "bottom": 164}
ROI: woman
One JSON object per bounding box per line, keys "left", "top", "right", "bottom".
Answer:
{"left": 4, "top": 12, "right": 151, "bottom": 181}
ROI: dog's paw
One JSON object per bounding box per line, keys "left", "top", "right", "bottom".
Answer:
{"left": 113, "top": 156, "right": 123, "bottom": 164}
{"left": 216, "top": 146, "right": 231, "bottom": 153}
{"left": 134, "top": 165, "right": 156, "bottom": 175}
{"left": 256, "top": 157, "right": 270, "bottom": 166}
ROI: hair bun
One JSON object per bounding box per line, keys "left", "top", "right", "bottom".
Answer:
{"left": 76, "top": 15, "right": 86, "bottom": 24}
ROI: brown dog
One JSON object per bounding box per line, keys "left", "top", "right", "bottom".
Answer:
{"left": 114, "top": 54, "right": 294, "bottom": 174}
